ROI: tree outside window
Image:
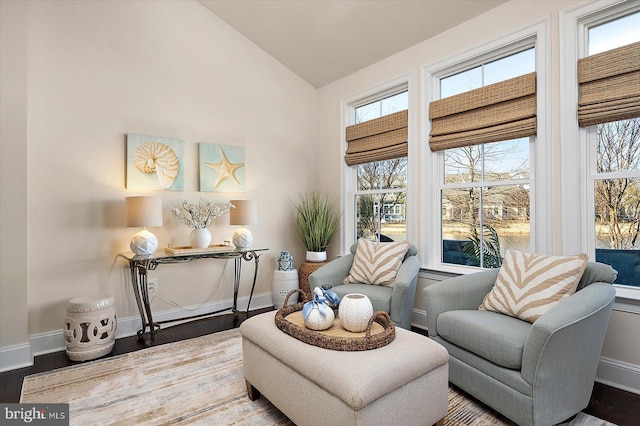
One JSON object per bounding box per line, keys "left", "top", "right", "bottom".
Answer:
{"left": 442, "top": 139, "right": 530, "bottom": 268}
{"left": 586, "top": 10, "right": 640, "bottom": 287}
{"left": 438, "top": 47, "right": 534, "bottom": 268}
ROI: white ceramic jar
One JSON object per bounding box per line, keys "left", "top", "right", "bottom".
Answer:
{"left": 338, "top": 293, "right": 374, "bottom": 332}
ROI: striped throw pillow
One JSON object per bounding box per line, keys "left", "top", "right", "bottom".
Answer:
{"left": 344, "top": 239, "right": 410, "bottom": 286}
{"left": 479, "top": 249, "right": 588, "bottom": 323}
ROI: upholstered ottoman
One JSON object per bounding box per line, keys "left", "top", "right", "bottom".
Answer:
{"left": 239, "top": 311, "right": 448, "bottom": 426}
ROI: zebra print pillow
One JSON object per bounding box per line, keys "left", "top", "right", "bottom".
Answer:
{"left": 479, "top": 249, "right": 588, "bottom": 323}
{"left": 344, "top": 239, "right": 411, "bottom": 286}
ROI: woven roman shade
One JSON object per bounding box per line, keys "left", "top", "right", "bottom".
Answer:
{"left": 345, "top": 109, "right": 408, "bottom": 166}
{"left": 577, "top": 41, "right": 640, "bottom": 127}
{"left": 428, "top": 72, "right": 537, "bottom": 152}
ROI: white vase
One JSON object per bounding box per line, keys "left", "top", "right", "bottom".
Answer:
{"left": 339, "top": 293, "right": 374, "bottom": 332}
{"left": 306, "top": 251, "right": 327, "bottom": 262}
{"left": 190, "top": 228, "right": 212, "bottom": 249}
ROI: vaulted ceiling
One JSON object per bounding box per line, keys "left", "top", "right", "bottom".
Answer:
{"left": 199, "top": 0, "right": 508, "bottom": 88}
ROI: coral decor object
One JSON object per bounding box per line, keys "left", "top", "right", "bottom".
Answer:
{"left": 170, "top": 199, "right": 235, "bottom": 230}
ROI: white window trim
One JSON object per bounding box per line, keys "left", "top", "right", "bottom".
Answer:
{"left": 339, "top": 71, "right": 417, "bottom": 255}
{"left": 559, "top": 0, "right": 636, "bottom": 256}
{"left": 560, "top": 0, "right": 640, "bottom": 308}
{"left": 421, "top": 19, "right": 551, "bottom": 274}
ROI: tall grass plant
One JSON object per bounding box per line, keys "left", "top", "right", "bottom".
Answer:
{"left": 292, "top": 192, "right": 339, "bottom": 252}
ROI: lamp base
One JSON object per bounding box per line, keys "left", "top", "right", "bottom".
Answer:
{"left": 233, "top": 227, "right": 253, "bottom": 249}
{"left": 130, "top": 228, "right": 158, "bottom": 256}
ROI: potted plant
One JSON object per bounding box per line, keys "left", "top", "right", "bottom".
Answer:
{"left": 292, "top": 192, "right": 339, "bottom": 262}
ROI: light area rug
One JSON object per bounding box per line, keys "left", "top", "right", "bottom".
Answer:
{"left": 21, "top": 329, "right": 615, "bottom": 426}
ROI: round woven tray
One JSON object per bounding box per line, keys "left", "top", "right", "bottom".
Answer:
{"left": 274, "top": 289, "right": 395, "bottom": 351}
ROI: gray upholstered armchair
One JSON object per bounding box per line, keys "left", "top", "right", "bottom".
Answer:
{"left": 424, "top": 261, "right": 617, "bottom": 426}
{"left": 309, "top": 244, "right": 420, "bottom": 329}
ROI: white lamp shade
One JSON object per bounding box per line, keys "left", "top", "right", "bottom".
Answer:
{"left": 126, "top": 196, "right": 163, "bottom": 227}
{"left": 229, "top": 200, "right": 257, "bottom": 225}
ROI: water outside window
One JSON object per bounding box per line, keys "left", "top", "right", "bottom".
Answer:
{"left": 439, "top": 47, "right": 534, "bottom": 268}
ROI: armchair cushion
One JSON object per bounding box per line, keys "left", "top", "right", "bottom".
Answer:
{"left": 438, "top": 310, "right": 531, "bottom": 369}
{"left": 344, "top": 239, "right": 410, "bottom": 286}
{"left": 331, "top": 283, "right": 392, "bottom": 314}
{"left": 479, "top": 249, "right": 588, "bottom": 323}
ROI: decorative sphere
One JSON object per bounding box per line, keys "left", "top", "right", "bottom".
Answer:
{"left": 304, "top": 304, "right": 334, "bottom": 331}
{"left": 233, "top": 227, "right": 253, "bottom": 248}
{"left": 338, "top": 293, "right": 374, "bottom": 332}
{"left": 130, "top": 229, "right": 158, "bottom": 256}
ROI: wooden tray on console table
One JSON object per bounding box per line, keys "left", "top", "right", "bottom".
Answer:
{"left": 274, "top": 289, "right": 395, "bottom": 351}
{"left": 164, "top": 244, "right": 232, "bottom": 255}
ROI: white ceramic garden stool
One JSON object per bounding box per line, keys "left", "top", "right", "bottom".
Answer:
{"left": 271, "top": 269, "right": 299, "bottom": 309}
{"left": 64, "top": 295, "right": 117, "bottom": 361}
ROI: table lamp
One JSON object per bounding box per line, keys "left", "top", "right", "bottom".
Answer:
{"left": 126, "top": 196, "right": 163, "bottom": 256}
{"left": 229, "top": 200, "right": 257, "bottom": 249}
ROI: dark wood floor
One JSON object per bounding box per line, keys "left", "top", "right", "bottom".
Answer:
{"left": 1, "top": 308, "right": 638, "bottom": 425}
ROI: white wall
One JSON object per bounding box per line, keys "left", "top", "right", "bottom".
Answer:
{"left": 0, "top": 0, "right": 319, "bottom": 370}
{"left": 0, "top": 0, "right": 30, "bottom": 370}
{"left": 317, "top": 0, "right": 640, "bottom": 392}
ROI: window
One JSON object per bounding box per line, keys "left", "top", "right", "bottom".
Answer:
{"left": 352, "top": 91, "right": 408, "bottom": 243}
{"left": 585, "top": 11, "right": 640, "bottom": 288}
{"left": 435, "top": 48, "right": 536, "bottom": 269}
{"left": 423, "top": 21, "right": 550, "bottom": 272}
{"left": 562, "top": 1, "right": 640, "bottom": 297}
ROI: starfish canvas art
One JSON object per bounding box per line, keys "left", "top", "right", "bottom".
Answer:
{"left": 199, "top": 143, "right": 245, "bottom": 192}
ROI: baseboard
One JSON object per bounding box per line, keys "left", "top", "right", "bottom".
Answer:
{"left": 0, "top": 292, "right": 273, "bottom": 372}
{"left": 29, "top": 329, "right": 67, "bottom": 357}
{"left": 596, "top": 356, "right": 640, "bottom": 395}
{"left": 115, "top": 292, "right": 273, "bottom": 339}
{"left": 411, "top": 308, "right": 428, "bottom": 330}
{"left": 0, "top": 342, "right": 32, "bottom": 373}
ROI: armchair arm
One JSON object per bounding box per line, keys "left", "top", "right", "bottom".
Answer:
{"left": 520, "top": 283, "right": 615, "bottom": 421}
{"left": 423, "top": 269, "right": 499, "bottom": 337}
{"left": 389, "top": 255, "right": 420, "bottom": 329}
{"left": 308, "top": 254, "right": 354, "bottom": 290}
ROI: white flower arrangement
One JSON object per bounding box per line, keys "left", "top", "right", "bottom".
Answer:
{"left": 170, "top": 199, "right": 235, "bottom": 229}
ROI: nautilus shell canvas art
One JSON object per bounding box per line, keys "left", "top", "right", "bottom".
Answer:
{"left": 126, "top": 134, "right": 185, "bottom": 191}
{"left": 199, "top": 143, "right": 245, "bottom": 192}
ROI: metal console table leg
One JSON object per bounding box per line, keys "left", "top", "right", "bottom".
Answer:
{"left": 121, "top": 249, "right": 266, "bottom": 346}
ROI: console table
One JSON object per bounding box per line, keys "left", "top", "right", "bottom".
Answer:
{"left": 119, "top": 247, "right": 267, "bottom": 345}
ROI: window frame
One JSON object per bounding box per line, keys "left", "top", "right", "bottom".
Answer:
{"left": 561, "top": 0, "right": 640, "bottom": 306}
{"left": 340, "top": 72, "right": 417, "bottom": 254}
{"left": 422, "top": 20, "right": 551, "bottom": 273}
